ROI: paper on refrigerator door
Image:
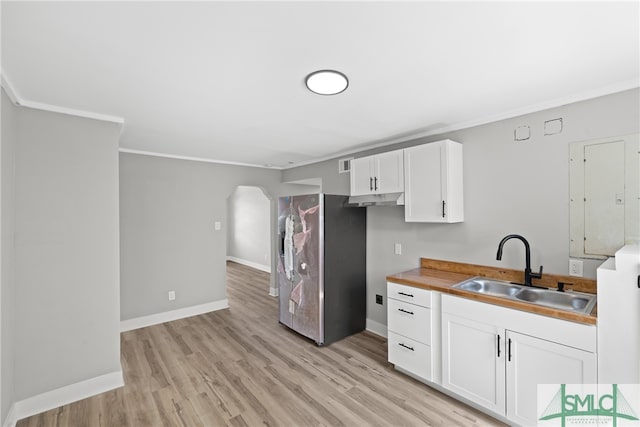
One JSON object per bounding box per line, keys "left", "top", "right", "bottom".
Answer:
{"left": 284, "top": 215, "right": 294, "bottom": 280}
{"left": 290, "top": 279, "right": 303, "bottom": 305}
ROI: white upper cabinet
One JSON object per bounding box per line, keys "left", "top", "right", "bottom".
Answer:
{"left": 404, "top": 140, "right": 464, "bottom": 222}
{"left": 350, "top": 150, "right": 404, "bottom": 196}
{"left": 350, "top": 156, "right": 375, "bottom": 196}
{"left": 374, "top": 150, "right": 404, "bottom": 194}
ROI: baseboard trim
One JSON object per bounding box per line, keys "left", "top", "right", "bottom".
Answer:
{"left": 365, "top": 318, "right": 387, "bottom": 338}
{"left": 8, "top": 371, "right": 123, "bottom": 426}
{"left": 120, "top": 299, "right": 229, "bottom": 332}
{"left": 226, "top": 256, "right": 271, "bottom": 273}
{"left": 269, "top": 287, "right": 279, "bottom": 297}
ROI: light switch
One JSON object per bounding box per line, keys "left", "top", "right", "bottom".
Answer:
{"left": 214, "top": 221, "right": 221, "bottom": 230}
{"left": 394, "top": 243, "right": 402, "bottom": 255}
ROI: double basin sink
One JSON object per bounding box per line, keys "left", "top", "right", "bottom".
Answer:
{"left": 452, "top": 277, "right": 596, "bottom": 315}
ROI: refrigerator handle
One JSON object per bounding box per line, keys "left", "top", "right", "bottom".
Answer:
{"left": 280, "top": 232, "right": 285, "bottom": 257}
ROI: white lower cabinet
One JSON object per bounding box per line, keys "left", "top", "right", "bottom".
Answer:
{"left": 441, "top": 313, "right": 505, "bottom": 414}
{"left": 505, "top": 331, "right": 596, "bottom": 426}
{"left": 441, "top": 294, "right": 597, "bottom": 426}
{"left": 388, "top": 332, "right": 432, "bottom": 381}
{"left": 387, "top": 282, "right": 437, "bottom": 382}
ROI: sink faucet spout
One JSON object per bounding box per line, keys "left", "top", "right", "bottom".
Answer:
{"left": 496, "top": 234, "right": 543, "bottom": 287}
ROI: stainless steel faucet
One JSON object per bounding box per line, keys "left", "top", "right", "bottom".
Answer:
{"left": 496, "top": 234, "right": 543, "bottom": 287}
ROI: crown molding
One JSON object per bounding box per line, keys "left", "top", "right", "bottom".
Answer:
{"left": 1, "top": 71, "right": 124, "bottom": 125}
{"left": 283, "top": 78, "right": 640, "bottom": 170}
{"left": 118, "top": 148, "right": 283, "bottom": 170}
{"left": 1, "top": 74, "right": 20, "bottom": 106}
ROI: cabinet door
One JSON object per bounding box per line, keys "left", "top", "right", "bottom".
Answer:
{"left": 442, "top": 313, "right": 505, "bottom": 415}
{"left": 506, "top": 331, "right": 596, "bottom": 426}
{"left": 375, "top": 150, "right": 404, "bottom": 194}
{"left": 350, "top": 156, "right": 374, "bottom": 196}
{"left": 404, "top": 142, "right": 444, "bottom": 222}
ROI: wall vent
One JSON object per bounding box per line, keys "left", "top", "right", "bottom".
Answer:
{"left": 338, "top": 157, "right": 353, "bottom": 173}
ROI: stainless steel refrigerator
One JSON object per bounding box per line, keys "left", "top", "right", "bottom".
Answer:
{"left": 277, "top": 194, "right": 366, "bottom": 345}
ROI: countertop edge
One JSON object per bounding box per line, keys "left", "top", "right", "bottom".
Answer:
{"left": 386, "top": 268, "right": 597, "bottom": 326}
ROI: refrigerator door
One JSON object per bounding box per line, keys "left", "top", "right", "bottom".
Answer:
{"left": 277, "top": 194, "right": 323, "bottom": 343}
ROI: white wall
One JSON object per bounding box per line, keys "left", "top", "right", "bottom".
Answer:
{"left": 1, "top": 90, "right": 17, "bottom": 424}
{"left": 283, "top": 88, "right": 640, "bottom": 328}
{"left": 13, "top": 105, "right": 122, "bottom": 401}
{"left": 119, "top": 153, "right": 288, "bottom": 321}
{"left": 227, "top": 186, "right": 271, "bottom": 271}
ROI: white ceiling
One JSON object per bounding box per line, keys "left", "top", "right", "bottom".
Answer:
{"left": 2, "top": 1, "right": 639, "bottom": 169}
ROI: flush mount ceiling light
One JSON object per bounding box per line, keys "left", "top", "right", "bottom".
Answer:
{"left": 305, "top": 70, "right": 349, "bottom": 95}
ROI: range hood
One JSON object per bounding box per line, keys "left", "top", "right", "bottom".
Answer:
{"left": 347, "top": 192, "right": 405, "bottom": 207}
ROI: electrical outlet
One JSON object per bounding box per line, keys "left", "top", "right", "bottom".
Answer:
{"left": 168, "top": 291, "right": 176, "bottom": 301}
{"left": 569, "top": 259, "right": 583, "bottom": 277}
{"left": 214, "top": 221, "right": 221, "bottom": 231}
{"left": 394, "top": 243, "right": 402, "bottom": 255}
{"left": 376, "top": 294, "right": 383, "bottom": 305}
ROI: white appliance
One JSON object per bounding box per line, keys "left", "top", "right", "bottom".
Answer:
{"left": 597, "top": 244, "right": 640, "bottom": 384}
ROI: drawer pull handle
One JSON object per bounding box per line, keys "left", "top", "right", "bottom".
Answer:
{"left": 398, "top": 292, "right": 414, "bottom": 298}
{"left": 398, "top": 308, "right": 414, "bottom": 315}
{"left": 399, "top": 343, "right": 414, "bottom": 351}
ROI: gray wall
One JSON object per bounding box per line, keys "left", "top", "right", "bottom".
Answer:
{"left": 120, "top": 153, "right": 286, "bottom": 320}
{"left": 1, "top": 90, "right": 17, "bottom": 422}
{"left": 227, "top": 186, "right": 271, "bottom": 269}
{"left": 283, "top": 88, "right": 640, "bottom": 327}
{"left": 13, "top": 106, "right": 122, "bottom": 400}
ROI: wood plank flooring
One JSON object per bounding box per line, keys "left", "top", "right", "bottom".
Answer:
{"left": 17, "top": 261, "right": 503, "bottom": 426}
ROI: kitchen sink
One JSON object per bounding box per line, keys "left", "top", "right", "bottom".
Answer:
{"left": 452, "top": 276, "right": 596, "bottom": 314}
{"left": 515, "top": 287, "right": 596, "bottom": 313}
{"left": 455, "top": 277, "right": 522, "bottom": 297}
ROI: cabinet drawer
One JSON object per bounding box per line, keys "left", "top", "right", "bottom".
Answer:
{"left": 388, "top": 332, "right": 431, "bottom": 381}
{"left": 387, "top": 282, "right": 431, "bottom": 307}
{"left": 387, "top": 299, "right": 431, "bottom": 344}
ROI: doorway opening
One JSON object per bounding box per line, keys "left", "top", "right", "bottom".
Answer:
{"left": 226, "top": 186, "right": 274, "bottom": 298}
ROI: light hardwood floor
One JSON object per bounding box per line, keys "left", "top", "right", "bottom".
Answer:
{"left": 17, "top": 261, "right": 503, "bottom": 426}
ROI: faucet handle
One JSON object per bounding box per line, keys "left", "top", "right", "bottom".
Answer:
{"left": 531, "top": 265, "right": 543, "bottom": 279}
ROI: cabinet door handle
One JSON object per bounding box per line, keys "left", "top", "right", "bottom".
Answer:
{"left": 374, "top": 177, "right": 378, "bottom": 191}
{"left": 399, "top": 343, "right": 414, "bottom": 351}
{"left": 369, "top": 177, "right": 373, "bottom": 191}
{"left": 497, "top": 334, "right": 501, "bottom": 358}
{"left": 398, "top": 308, "right": 414, "bottom": 315}
{"left": 442, "top": 200, "right": 446, "bottom": 218}
{"left": 398, "top": 292, "right": 414, "bottom": 298}
{"left": 508, "top": 338, "right": 512, "bottom": 362}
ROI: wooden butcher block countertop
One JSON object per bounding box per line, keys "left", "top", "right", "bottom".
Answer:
{"left": 387, "top": 258, "right": 597, "bottom": 326}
